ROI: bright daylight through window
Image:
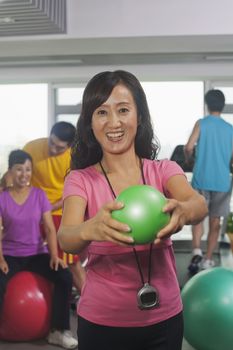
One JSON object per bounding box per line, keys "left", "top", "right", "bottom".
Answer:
{"left": 0, "top": 84, "right": 48, "bottom": 175}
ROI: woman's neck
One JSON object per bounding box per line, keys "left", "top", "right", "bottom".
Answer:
{"left": 98, "top": 153, "right": 143, "bottom": 194}
{"left": 10, "top": 185, "right": 30, "bottom": 194}
{"left": 9, "top": 185, "right": 31, "bottom": 205}
{"left": 100, "top": 152, "right": 140, "bottom": 175}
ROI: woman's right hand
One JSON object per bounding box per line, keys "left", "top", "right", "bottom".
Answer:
{"left": 84, "top": 200, "right": 134, "bottom": 246}
{"left": 58, "top": 196, "right": 135, "bottom": 254}
{"left": 0, "top": 258, "right": 9, "bottom": 274}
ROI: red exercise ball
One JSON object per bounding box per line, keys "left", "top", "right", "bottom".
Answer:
{"left": 0, "top": 271, "right": 53, "bottom": 341}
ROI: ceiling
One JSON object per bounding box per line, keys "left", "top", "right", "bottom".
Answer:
{"left": 1, "top": 0, "right": 233, "bottom": 68}
{"left": 0, "top": 0, "right": 66, "bottom": 36}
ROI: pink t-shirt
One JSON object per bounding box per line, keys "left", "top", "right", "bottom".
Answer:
{"left": 63, "top": 158, "right": 184, "bottom": 327}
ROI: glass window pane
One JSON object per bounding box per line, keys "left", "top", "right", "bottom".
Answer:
{"left": 0, "top": 84, "right": 48, "bottom": 175}
{"left": 222, "top": 113, "right": 233, "bottom": 125}
{"left": 213, "top": 87, "right": 233, "bottom": 104}
{"left": 56, "top": 114, "right": 79, "bottom": 126}
{"left": 57, "top": 87, "right": 84, "bottom": 106}
{"left": 141, "top": 82, "right": 204, "bottom": 160}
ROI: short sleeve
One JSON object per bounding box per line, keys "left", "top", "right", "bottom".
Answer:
{"left": 63, "top": 170, "right": 87, "bottom": 201}
{"left": 38, "top": 189, "right": 52, "bottom": 213}
{"left": 146, "top": 159, "right": 185, "bottom": 198}
{"left": 160, "top": 159, "right": 185, "bottom": 187}
{"left": 160, "top": 160, "right": 186, "bottom": 198}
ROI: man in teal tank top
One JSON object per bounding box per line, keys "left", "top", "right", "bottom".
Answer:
{"left": 184, "top": 89, "right": 233, "bottom": 274}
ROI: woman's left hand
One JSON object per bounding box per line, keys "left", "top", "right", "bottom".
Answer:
{"left": 50, "top": 256, "right": 67, "bottom": 270}
{"left": 154, "top": 199, "right": 188, "bottom": 244}
{"left": 154, "top": 175, "right": 208, "bottom": 244}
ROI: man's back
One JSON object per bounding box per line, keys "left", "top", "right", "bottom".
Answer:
{"left": 192, "top": 115, "right": 233, "bottom": 192}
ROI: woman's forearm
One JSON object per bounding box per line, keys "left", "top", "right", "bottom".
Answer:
{"left": 58, "top": 221, "right": 91, "bottom": 255}
{"left": 0, "top": 226, "right": 5, "bottom": 260}
{"left": 46, "top": 229, "right": 59, "bottom": 258}
{"left": 183, "top": 193, "right": 208, "bottom": 225}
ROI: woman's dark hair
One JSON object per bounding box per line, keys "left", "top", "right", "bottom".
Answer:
{"left": 205, "top": 89, "right": 225, "bottom": 113}
{"left": 50, "top": 121, "right": 76, "bottom": 146}
{"left": 71, "top": 70, "right": 160, "bottom": 169}
{"left": 8, "top": 149, "right": 32, "bottom": 169}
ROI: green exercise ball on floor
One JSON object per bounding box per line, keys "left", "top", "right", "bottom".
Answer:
{"left": 181, "top": 267, "right": 233, "bottom": 350}
{"left": 111, "top": 185, "right": 170, "bottom": 244}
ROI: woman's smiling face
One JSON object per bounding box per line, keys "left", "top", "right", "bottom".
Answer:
{"left": 91, "top": 84, "right": 138, "bottom": 156}
{"left": 10, "top": 159, "right": 32, "bottom": 188}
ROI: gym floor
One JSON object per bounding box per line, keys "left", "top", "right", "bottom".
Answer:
{"left": 0, "top": 312, "right": 195, "bottom": 350}
{"left": 1, "top": 224, "right": 232, "bottom": 350}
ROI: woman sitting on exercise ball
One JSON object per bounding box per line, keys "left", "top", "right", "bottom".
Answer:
{"left": 0, "top": 149, "right": 78, "bottom": 349}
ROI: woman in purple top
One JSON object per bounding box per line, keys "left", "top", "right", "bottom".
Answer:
{"left": 58, "top": 70, "right": 208, "bottom": 350}
{"left": 0, "top": 150, "right": 78, "bottom": 349}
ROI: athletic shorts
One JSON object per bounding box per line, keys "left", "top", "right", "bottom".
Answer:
{"left": 197, "top": 190, "right": 231, "bottom": 217}
{"left": 41, "top": 215, "right": 79, "bottom": 265}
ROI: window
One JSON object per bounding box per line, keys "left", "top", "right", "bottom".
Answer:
{"left": 0, "top": 84, "right": 48, "bottom": 175}
{"left": 53, "top": 82, "right": 204, "bottom": 160}
{"left": 54, "top": 86, "right": 84, "bottom": 126}
{"left": 213, "top": 87, "right": 233, "bottom": 104}
{"left": 56, "top": 114, "right": 79, "bottom": 126}
{"left": 141, "top": 82, "right": 204, "bottom": 159}
{"left": 57, "top": 88, "right": 84, "bottom": 106}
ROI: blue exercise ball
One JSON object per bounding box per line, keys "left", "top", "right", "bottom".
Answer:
{"left": 181, "top": 267, "right": 233, "bottom": 350}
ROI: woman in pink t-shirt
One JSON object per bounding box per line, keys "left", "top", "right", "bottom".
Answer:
{"left": 58, "top": 70, "right": 207, "bottom": 350}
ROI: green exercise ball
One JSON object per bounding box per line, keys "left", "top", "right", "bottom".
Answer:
{"left": 181, "top": 267, "right": 233, "bottom": 350}
{"left": 111, "top": 185, "right": 170, "bottom": 244}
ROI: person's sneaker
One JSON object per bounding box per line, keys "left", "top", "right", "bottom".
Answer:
{"left": 188, "top": 254, "right": 203, "bottom": 274}
{"left": 202, "top": 259, "right": 215, "bottom": 270}
{"left": 47, "top": 330, "right": 78, "bottom": 349}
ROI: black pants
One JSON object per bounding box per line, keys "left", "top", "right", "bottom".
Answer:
{"left": 77, "top": 312, "right": 183, "bottom": 350}
{"left": 0, "top": 254, "right": 73, "bottom": 330}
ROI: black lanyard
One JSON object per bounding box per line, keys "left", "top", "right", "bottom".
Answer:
{"left": 99, "top": 159, "right": 153, "bottom": 287}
